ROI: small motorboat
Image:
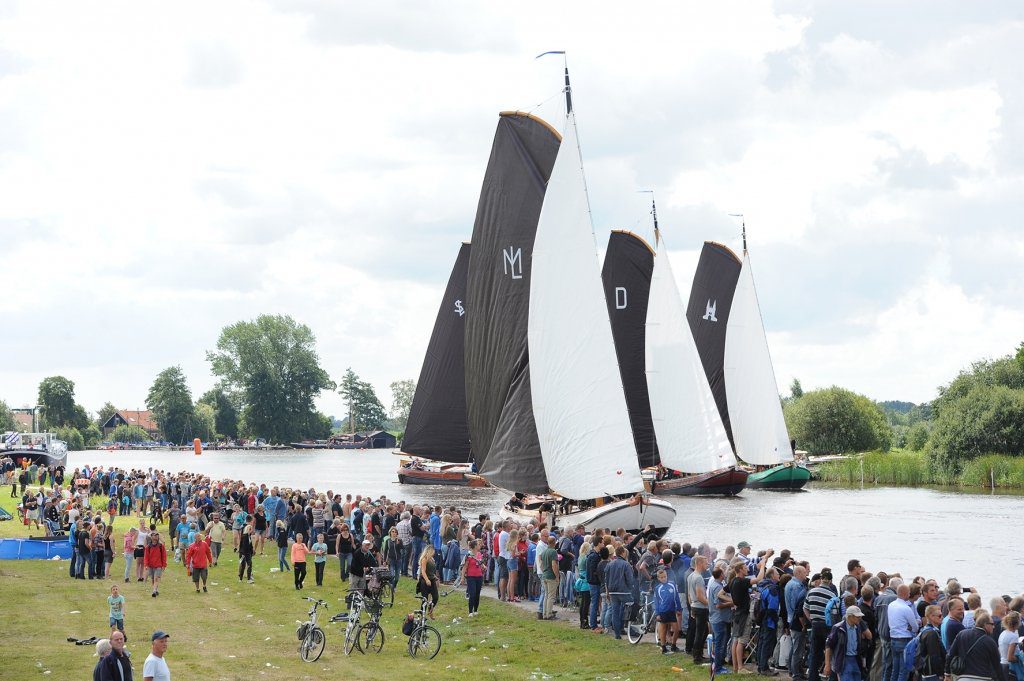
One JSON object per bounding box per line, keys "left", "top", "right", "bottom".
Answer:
{"left": 397, "top": 458, "right": 488, "bottom": 487}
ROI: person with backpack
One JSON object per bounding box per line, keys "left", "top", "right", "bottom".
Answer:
{"left": 945, "top": 610, "right": 1005, "bottom": 681}
{"left": 915, "top": 605, "right": 945, "bottom": 681}
{"left": 824, "top": 605, "right": 871, "bottom": 681}
{"left": 756, "top": 567, "right": 784, "bottom": 676}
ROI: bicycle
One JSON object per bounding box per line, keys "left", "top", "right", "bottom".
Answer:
{"left": 627, "top": 590, "right": 656, "bottom": 645}
{"left": 405, "top": 594, "right": 442, "bottom": 659}
{"left": 332, "top": 589, "right": 387, "bottom": 655}
{"left": 296, "top": 597, "right": 327, "bottom": 662}
{"left": 366, "top": 566, "right": 395, "bottom": 608}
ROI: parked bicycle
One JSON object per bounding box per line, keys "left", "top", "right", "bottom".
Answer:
{"left": 365, "top": 566, "right": 395, "bottom": 609}
{"left": 626, "top": 589, "right": 656, "bottom": 645}
{"left": 405, "top": 594, "right": 442, "bottom": 659}
{"left": 334, "top": 589, "right": 387, "bottom": 655}
{"left": 296, "top": 597, "right": 327, "bottom": 662}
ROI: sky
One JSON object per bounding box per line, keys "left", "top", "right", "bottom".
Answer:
{"left": 1, "top": 0, "right": 1023, "bottom": 420}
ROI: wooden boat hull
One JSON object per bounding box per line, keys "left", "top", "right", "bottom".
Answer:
{"left": 746, "top": 463, "right": 810, "bottom": 490}
{"left": 499, "top": 496, "right": 676, "bottom": 538}
{"left": 397, "top": 467, "right": 488, "bottom": 487}
{"left": 651, "top": 467, "right": 748, "bottom": 497}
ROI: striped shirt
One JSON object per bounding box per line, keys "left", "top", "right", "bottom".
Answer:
{"left": 805, "top": 584, "right": 837, "bottom": 622}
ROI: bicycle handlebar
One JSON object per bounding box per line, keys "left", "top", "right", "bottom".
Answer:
{"left": 304, "top": 597, "right": 328, "bottom": 606}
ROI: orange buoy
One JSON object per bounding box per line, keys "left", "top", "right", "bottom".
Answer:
{"left": 193, "top": 438, "right": 202, "bottom": 456}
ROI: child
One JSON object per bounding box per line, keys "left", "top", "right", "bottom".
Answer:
{"left": 107, "top": 584, "right": 126, "bottom": 639}
{"left": 653, "top": 567, "right": 682, "bottom": 655}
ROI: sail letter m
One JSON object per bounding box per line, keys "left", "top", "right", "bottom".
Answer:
{"left": 503, "top": 246, "right": 523, "bottom": 279}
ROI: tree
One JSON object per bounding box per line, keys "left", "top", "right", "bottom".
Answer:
{"left": 929, "top": 384, "right": 1024, "bottom": 471}
{"left": 339, "top": 368, "right": 388, "bottom": 432}
{"left": 146, "top": 366, "right": 195, "bottom": 445}
{"left": 38, "top": 376, "right": 77, "bottom": 428}
{"left": 110, "top": 424, "right": 149, "bottom": 443}
{"left": 82, "top": 424, "right": 103, "bottom": 449}
{"left": 789, "top": 378, "right": 804, "bottom": 400}
{"left": 0, "top": 400, "right": 14, "bottom": 432}
{"left": 905, "top": 421, "right": 930, "bottom": 451}
{"left": 198, "top": 387, "right": 239, "bottom": 439}
{"left": 193, "top": 403, "right": 217, "bottom": 442}
{"left": 783, "top": 386, "right": 893, "bottom": 454}
{"left": 55, "top": 426, "right": 84, "bottom": 451}
{"left": 207, "top": 314, "right": 335, "bottom": 443}
{"left": 389, "top": 379, "right": 416, "bottom": 431}
{"left": 96, "top": 402, "right": 119, "bottom": 428}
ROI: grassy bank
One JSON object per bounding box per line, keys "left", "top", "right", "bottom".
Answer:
{"left": 815, "top": 450, "right": 1024, "bottom": 489}
{"left": 0, "top": 494, "right": 698, "bottom": 680}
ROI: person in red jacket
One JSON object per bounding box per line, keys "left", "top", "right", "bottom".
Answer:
{"left": 186, "top": 534, "right": 214, "bottom": 593}
{"left": 143, "top": 531, "right": 167, "bottom": 598}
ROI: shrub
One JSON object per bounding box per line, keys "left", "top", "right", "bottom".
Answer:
{"left": 54, "top": 426, "right": 84, "bottom": 451}
{"left": 784, "top": 387, "right": 893, "bottom": 454}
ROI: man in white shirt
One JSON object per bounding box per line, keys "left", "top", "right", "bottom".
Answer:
{"left": 143, "top": 630, "right": 171, "bottom": 681}
{"left": 497, "top": 521, "right": 511, "bottom": 601}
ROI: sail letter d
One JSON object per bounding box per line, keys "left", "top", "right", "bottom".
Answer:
{"left": 503, "top": 246, "right": 523, "bottom": 279}
{"left": 615, "top": 287, "right": 627, "bottom": 309}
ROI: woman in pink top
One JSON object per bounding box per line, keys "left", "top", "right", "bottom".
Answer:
{"left": 122, "top": 527, "right": 138, "bottom": 583}
{"left": 460, "top": 539, "right": 486, "bottom": 616}
{"left": 290, "top": 532, "right": 310, "bottom": 590}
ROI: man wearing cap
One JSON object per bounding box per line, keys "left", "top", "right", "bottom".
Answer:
{"left": 738, "top": 541, "right": 758, "bottom": 575}
{"left": 143, "top": 631, "right": 170, "bottom": 681}
{"left": 350, "top": 538, "right": 378, "bottom": 594}
{"left": 824, "top": 606, "right": 871, "bottom": 681}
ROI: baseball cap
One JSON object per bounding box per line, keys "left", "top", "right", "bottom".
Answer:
{"left": 737, "top": 541, "right": 751, "bottom": 549}
{"left": 151, "top": 630, "right": 170, "bottom": 641}
{"left": 361, "top": 539, "right": 371, "bottom": 546}
{"left": 846, "top": 606, "right": 864, "bottom": 618}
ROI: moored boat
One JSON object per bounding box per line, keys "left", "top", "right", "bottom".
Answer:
{"left": 1, "top": 432, "right": 68, "bottom": 469}
{"left": 746, "top": 462, "right": 810, "bottom": 490}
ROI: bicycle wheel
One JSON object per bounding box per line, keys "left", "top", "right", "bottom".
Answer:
{"left": 627, "top": 605, "right": 649, "bottom": 645}
{"left": 357, "top": 622, "right": 385, "bottom": 654}
{"left": 344, "top": 622, "right": 358, "bottom": 656}
{"left": 407, "top": 625, "right": 441, "bottom": 659}
{"left": 380, "top": 580, "right": 395, "bottom": 607}
{"left": 299, "top": 627, "right": 325, "bottom": 662}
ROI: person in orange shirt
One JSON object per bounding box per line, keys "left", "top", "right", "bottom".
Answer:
{"left": 291, "top": 532, "right": 311, "bottom": 590}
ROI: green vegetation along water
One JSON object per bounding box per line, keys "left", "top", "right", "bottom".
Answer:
{"left": 816, "top": 450, "right": 1024, "bottom": 489}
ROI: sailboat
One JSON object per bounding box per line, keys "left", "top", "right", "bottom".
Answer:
{"left": 464, "top": 64, "right": 676, "bottom": 535}
{"left": 398, "top": 242, "right": 487, "bottom": 487}
{"left": 686, "top": 227, "right": 809, "bottom": 490}
{"left": 626, "top": 202, "right": 747, "bottom": 496}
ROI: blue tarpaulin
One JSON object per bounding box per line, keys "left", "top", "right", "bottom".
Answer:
{"left": 0, "top": 538, "right": 72, "bottom": 560}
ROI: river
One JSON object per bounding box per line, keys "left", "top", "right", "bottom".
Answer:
{"left": 69, "top": 449, "right": 1023, "bottom": 599}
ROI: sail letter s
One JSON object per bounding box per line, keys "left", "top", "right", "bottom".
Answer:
{"left": 615, "top": 287, "right": 627, "bottom": 310}
{"left": 503, "top": 246, "right": 523, "bottom": 279}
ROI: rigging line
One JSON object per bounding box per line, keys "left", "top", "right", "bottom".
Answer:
{"left": 728, "top": 213, "right": 746, "bottom": 254}
{"left": 639, "top": 190, "right": 659, "bottom": 245}
{"left": 525, "top": 89, "right": 565, "bottom": 117}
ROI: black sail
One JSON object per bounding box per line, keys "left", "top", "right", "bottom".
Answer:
{"left": 685, "top": 241, "right": 743, "bottom": 450}
{"left": 464, "top": 112, "right": 561, "bottom": 494}
{"left": 601, "top": 230, "right": 660, "bottom": 468}
{"left": 402, "top": 242, "right": 473, "bottom": 463}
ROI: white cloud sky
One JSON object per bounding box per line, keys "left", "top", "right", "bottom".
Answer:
{"left": 1, "top": 0, "right": 1021, "bottom": 418}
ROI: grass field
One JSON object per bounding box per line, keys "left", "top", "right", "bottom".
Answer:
{"left": 0, "top": 491, "right": 698, "bottom": 680}
{"left": 814, "top": 450, "right": 1024, "bottom": 489}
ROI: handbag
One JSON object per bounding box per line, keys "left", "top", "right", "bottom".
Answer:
{"left": 948, "top": 635, "right": 984, "bottom": 676}
{"left": 574, "top": 576, "right": 589, "bottom": 592}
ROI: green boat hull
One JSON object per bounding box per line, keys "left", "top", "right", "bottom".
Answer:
{"left": 746, "top": 464, "right": 810, "bottom": 490}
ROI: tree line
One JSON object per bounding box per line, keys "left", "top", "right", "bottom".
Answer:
{"left": 0, "top": 314, "right": 418, "bottom": 449}
{"left": 783, "top": 340, "right": 1024, "bottom": 475}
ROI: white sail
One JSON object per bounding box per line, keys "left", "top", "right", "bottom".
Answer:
{"left": 646, "top": 238, "right": 735, "bottom": 473}
{"left": 528, "top": 113, "right": 643, "bottom": 499}
{"left": 724, "top": 252, "right": 792, "bottom": 465}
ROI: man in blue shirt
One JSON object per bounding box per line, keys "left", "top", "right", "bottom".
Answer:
{"left": 786, "top": 565, "right": 810, "bottom": 679}
{"left": 654, "top": 567, "right": 683, "bottom": 655}
{"left": 429, "top": 506, "right": 442, "bottom": 576}
{"left": 940, "top": 597, "right": 965, "bottom": 651}
{"left": 885, "top": 584, "right": 918, "bottom": 681}
{"left": 825, "top": 606, "right": 870, "bottom": 681}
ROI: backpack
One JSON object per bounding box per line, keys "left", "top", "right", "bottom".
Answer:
{"left": 824, "top": 595, "right": 843, "bottom": 626}
{"left": 903, "top": 631, "right": 921, "bottom": 675}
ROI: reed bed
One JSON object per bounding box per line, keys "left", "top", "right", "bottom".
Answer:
{"left": 815, "top": 450, "right": 1024, "bottom": 489}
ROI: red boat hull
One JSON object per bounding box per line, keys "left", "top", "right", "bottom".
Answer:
{"left": 397, "top": 466, "right": 488, "bottom": 487}
{"left": 651, "top": 467, "right": 749, "bottom": 496}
